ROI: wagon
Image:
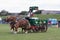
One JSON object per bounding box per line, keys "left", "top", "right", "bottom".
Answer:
{"left": 27, "top": 17, "right": 48, "bottom": 32}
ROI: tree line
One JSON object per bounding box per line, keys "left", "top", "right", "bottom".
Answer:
{"left": 0, "top": 10, "right": 42, "bottom": 16}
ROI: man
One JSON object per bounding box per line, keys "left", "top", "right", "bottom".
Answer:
{"left": 25, "top": 10, "right": 34, "bottom": 20}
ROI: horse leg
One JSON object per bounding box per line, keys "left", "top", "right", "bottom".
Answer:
{"left": 13, "top": 26, "right": 18, "bottom": 34}
{"left": 10, "top": 27, "right": 13, "bottom": 32}
{"left": 25, "top": 29, "right": 28, "bottom": 34}
{"left": 10, "top": 25, "right": 14, "bottom": 32}
{"left": 22, "top": 27, "right": 28, "bottom": 34}
{"left": 17, "top": 28, "right": 20, "bottom": 32}
{"left": 25, "top": 23, "right": 31, "bottom": 33}
{"left": 22, "top": 28, "right": 25, "bottom": 33}
{"left": 25, "top": 27, "right": 30, "bottom": 34}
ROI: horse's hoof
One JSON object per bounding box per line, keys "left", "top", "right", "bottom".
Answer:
{"left": 10, "top": 30, "right": 13, "bottom": 32}
{"left": 14, "top": 31, "right": 17, "bottom": 34}
{"left": 17, "top": 30, "right": 20, "bottom": 32}
{"left": 25, "top": 31, "right": 28, "bottom": 34}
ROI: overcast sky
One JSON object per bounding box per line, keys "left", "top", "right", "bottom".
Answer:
{"left": 0, "top": 0, "right": 60, "bottom": 12}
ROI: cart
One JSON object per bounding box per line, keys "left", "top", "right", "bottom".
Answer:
{"left": 27, "top": 17, "right": 48, "bottom": 32}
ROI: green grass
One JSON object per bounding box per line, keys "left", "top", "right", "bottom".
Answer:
{"left": 34, "top": 14, "right": 60, "bottom": 20}
{"left": 0, "top": 14, "right": 60, "bottom": 40}
{"left": 0, "top": 24, "right": 60, "bottom": 40}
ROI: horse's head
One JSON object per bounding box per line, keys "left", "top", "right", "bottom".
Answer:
{"left": 5, "top": 16, "right": 16, "bottom": 23}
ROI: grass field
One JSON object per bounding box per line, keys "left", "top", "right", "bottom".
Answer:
{"left": 0, "top": 14, "right": 60, "bottom": 40}
{"left": 0, "top": 24, "right": 60, "bottom": 40}
{"left": 34, "top": 14, "right": 60, "bottom": 20}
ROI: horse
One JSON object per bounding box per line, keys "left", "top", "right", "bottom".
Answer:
{"left": 5, "top": 16, "right": 16, "bottom": 32}
{"left": 5, "top": 16, "right": 31, "bottom": 34}
{"left": 14, "top": 18, "right": 31, "bottom": 34}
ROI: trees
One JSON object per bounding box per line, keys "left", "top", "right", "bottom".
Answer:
{"left": 19, "top": 11, "right": 28, "bottom": 15}
{"left": 0, "top": 10, "right": 8, "bottom": 16}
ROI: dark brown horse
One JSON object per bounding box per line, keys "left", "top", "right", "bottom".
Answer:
{"left": 5, "top": 16, "right": 31, "bottom": 34}
{"left": 5, "top": 16, "right": 16, "bottom": 32}
{"left": 14, "top": 18, "right": 31, "bottom": 34}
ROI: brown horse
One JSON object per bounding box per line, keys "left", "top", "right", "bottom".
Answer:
{"left": 5, "top": 16, "right": 31, "bottom": 34}
{"left": 14, "top": 18, "right": 31, "bottom": 34}
{"left": 5, "top": 16, "right": 16, "bottom": 32}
